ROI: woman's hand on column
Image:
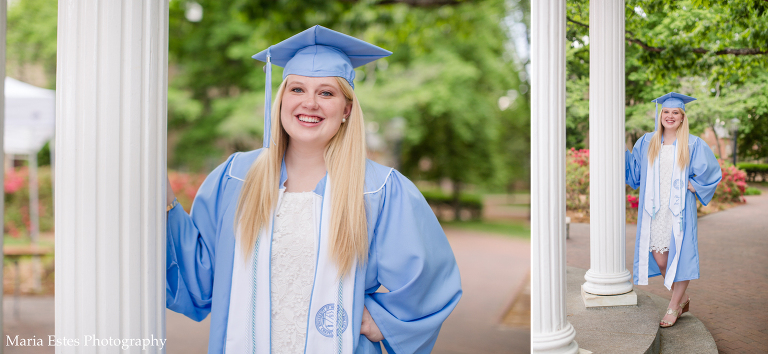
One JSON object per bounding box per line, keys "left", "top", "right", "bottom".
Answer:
{"left": 687, "top": 180, "right": 696, "bottom": 194}
{"left": 167, "top": 175, "right": 177, "bottom": 206}
{"left": 360, "top": 306, "right": 384, "bottom": 343}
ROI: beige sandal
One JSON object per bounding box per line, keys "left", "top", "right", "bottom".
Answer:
{"left": 659, "top": 307, "right": 681, "bottom": 328}
{"left": 679, "top": 297, "right": 690, "bottom": 315}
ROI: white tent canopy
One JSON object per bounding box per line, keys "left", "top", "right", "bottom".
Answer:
{"left": 5, "top": 77, "right": 56, "bottom": 154}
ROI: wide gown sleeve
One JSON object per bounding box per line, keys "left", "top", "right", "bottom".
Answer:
{"left": 365, "top": 171, "right": 462, "bottom": 354}
{"left": 688, "top": 139, "right": 722, "bottom": 206}
{"left": 625, "top": 136, "right": 644, "bottom": 189}
{"left": 166, "top": 154, "right": 235, "bottom": 321}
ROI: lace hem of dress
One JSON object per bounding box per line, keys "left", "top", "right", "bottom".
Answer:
{"left": 650, "top": 245, "right": 669, "bottom": 253}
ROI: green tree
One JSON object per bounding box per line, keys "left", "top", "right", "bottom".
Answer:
{"left": 353, "top": 0, "right": 527, "bottom": 218}
{"left": 564, "top": 0, "right": 767, "bottom": 149}
{"left": 6, "top": 0, "right": 531, "bottom": 204}
{"left": 734, "top": 72, "right": 768, "bottom": 161}
{"left": 6, "top": 0, "right": 59, "bottom": 87}
{"left": 166, "top": 0, "right": 529, "bottom": 213}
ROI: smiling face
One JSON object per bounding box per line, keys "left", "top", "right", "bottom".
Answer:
{"left": 280, "top": 75, "right": 352, "bottom": 149}
{"left": 660, "top": 107, "right": 684, "bottom": 131}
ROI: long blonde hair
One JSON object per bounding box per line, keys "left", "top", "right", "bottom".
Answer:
{"left": 235, "top": 77, "right": 369, "bottom": 277}
{"left": 647, "top": 107, "right": 690, "bottom": 169}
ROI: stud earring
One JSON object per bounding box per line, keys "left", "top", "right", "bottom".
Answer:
{"left": 342, "top": 117, "right": 347, "bottom": 123}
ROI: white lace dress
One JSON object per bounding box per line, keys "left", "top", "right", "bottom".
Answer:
{"left": 650, "top": 145, "right": 675, "bottom": 253}
{"left": 270, "top": 192, "right": 318, "bottom": 353}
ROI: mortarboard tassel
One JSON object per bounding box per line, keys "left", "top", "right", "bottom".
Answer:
{"left": 263, "top": 48, "right": 273, "bottom": 148}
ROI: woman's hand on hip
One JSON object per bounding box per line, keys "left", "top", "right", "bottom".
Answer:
{"left": 687, "top": 181, "right": 696, "bottom": 194}
{"left": 361, "top": 306, "right": 383, "bottom": 343}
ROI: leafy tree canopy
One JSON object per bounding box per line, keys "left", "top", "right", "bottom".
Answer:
{"left": 6, "top": 0, "right": 58, "bottom": 87}
{"left": 565, "top": 0, "right": 767, "bottom": 159}
{"left": 5, "top": 0, "right": 531, "bottom": 194}
{"left": 165, "top": 0, "right": 529, "bottom": 193}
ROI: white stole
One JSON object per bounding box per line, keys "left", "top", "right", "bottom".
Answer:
{"left": 639, "top": 144, "right": 687, "bottom": 290}
{"left": 226, "top": 177, "right": 356, "bottom": 353}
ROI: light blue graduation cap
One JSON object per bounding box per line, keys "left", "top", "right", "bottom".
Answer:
{"left": 252, "top": 25, "right": 392, "bottom": 147}
{"left": 651, "top": 92, "right": 697, "bottom": 130}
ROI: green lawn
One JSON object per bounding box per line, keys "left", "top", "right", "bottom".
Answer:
{"left": 441, "top": 220, "right": 530, "bottom": 239}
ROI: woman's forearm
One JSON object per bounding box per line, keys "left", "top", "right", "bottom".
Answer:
{"left": 167, "top": 176, "right": 177, "bottom": 205}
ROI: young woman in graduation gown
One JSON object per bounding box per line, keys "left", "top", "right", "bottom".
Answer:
{"left": 164, "top": 26, "right": 462, "bottom": 353}
{"left": 625, "top": 92, "right": 721, "bottom": 328}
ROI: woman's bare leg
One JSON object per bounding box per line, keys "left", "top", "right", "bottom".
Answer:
{"left": 652, "top": 250, "right": 668, "bottom": 278}
{"left": 652, "top": 250, "right": 673, "bottom": 291}
{"left": 671, "top": 280, "right": 690, "bottom": 309}
{"left": 653, "top": 250, "right": 689, "bottom": 324}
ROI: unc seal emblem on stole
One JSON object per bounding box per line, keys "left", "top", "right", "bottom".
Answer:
{"left": 673, "top": 179, "right": 681, "bottom": 189}
{"left": 315, "top": 303, "right": 348, "bottom": 338}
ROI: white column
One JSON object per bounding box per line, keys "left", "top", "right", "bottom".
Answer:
{"left": 530, "top": 0, "right": 578, "bottom": 352}
{"left": 0, "top": 0, "right": 6, "bottom": 346}
{"left": 582, "top": 0, "right": 634, "bottom": 296}
{"left": 55, "top": 1, "right": 169, "bottom": 352}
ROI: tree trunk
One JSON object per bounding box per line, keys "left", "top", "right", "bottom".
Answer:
{"left": 712, "top": 82, "right": 723, "bottom": 159}
{"left": 452, "top": 179, "right": 462, "bottom": 221}
{"left": 710, "top": 122, "right": 723, "bottom": 159}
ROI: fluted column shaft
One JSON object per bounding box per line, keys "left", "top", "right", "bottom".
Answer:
{"left": 531, "top": 0, "right": 578, "bottom": 352}
{"left": 1, "top": 0, "right": 7, "bottom": 345}
{"left": 55, "top": 1, "right": 168, "bottom": 352}
{"left": 582, "top": 0, "right": 634, "bottom": 296}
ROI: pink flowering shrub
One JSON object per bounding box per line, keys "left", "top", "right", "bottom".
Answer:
{"left": 4, "top": 166, "right": 54, "bottom": 238}
{"left": 566, "top": 151, "right": 747, "bottom": 223}
{"left": 565, "top": 148, "right": 648, "bottom": 223}
{"left": 5, "top": 167, "right": 26, "bottom": 194}
{"left": 168, "top": 171, "right": 207, "bottom": 212}
{"left": 1, "top": 167, "right": 212, "bottom": 239}
{"left": 625, "top": 187, "right": 640, "bottom": 223}
{"left": 714, "top": 160, "right": 747, "bottom": 204}
{"left": 566, "top": 148, "right": 590, "bottom": 212}
{"left": 569, "top": 147, "right": 589, "bottom": 167}
{"left": 626, "top": 195, "right": 639, "bottom": 208}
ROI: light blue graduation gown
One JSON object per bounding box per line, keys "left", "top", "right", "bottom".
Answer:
{"left": 625, "top": 133, "right": 722, "bottom": 285}
{"left": 166, "top": 149, "right": 462, "bottom": 353}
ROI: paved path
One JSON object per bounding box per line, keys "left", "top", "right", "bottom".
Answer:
{"left": 567, "top": 191, "right": 768, "bottom": 354}
{"left": 434, "top": 230, "right": 530, "bottom": 354}
{"left": 3, "top": 229, "right": 530, "bottom": 353}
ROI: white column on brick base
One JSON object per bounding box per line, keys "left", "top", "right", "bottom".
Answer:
{"left": 582, "top": 0, "right": 634, "bottom": 297}
{"left": 55, "top": 1, "right": 169, "bottom": 352}
{"left": 530, "top": 0, "right": 578, "bottom": 352}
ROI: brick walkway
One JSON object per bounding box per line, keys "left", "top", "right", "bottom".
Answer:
{"left": 434, "top": 229, "right": 530, "bottom": 354}
{"left": 3, "top": 229, "right": 530, "bottom": 354}
{"left": 567, "top": 191, "right": 768, "bottom": 353}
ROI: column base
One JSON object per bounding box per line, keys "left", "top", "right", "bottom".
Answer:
{"left": 581, "top": 285, "right": 637, "bottom": 307}
{"left": 532, "top": 341, "right": 579, "bottom": 354}
{"left": 532, "top": 323, "right": 579, "bottom": 354}
{"left": 582, "top": 269, "right": 633, "bottom": 295}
